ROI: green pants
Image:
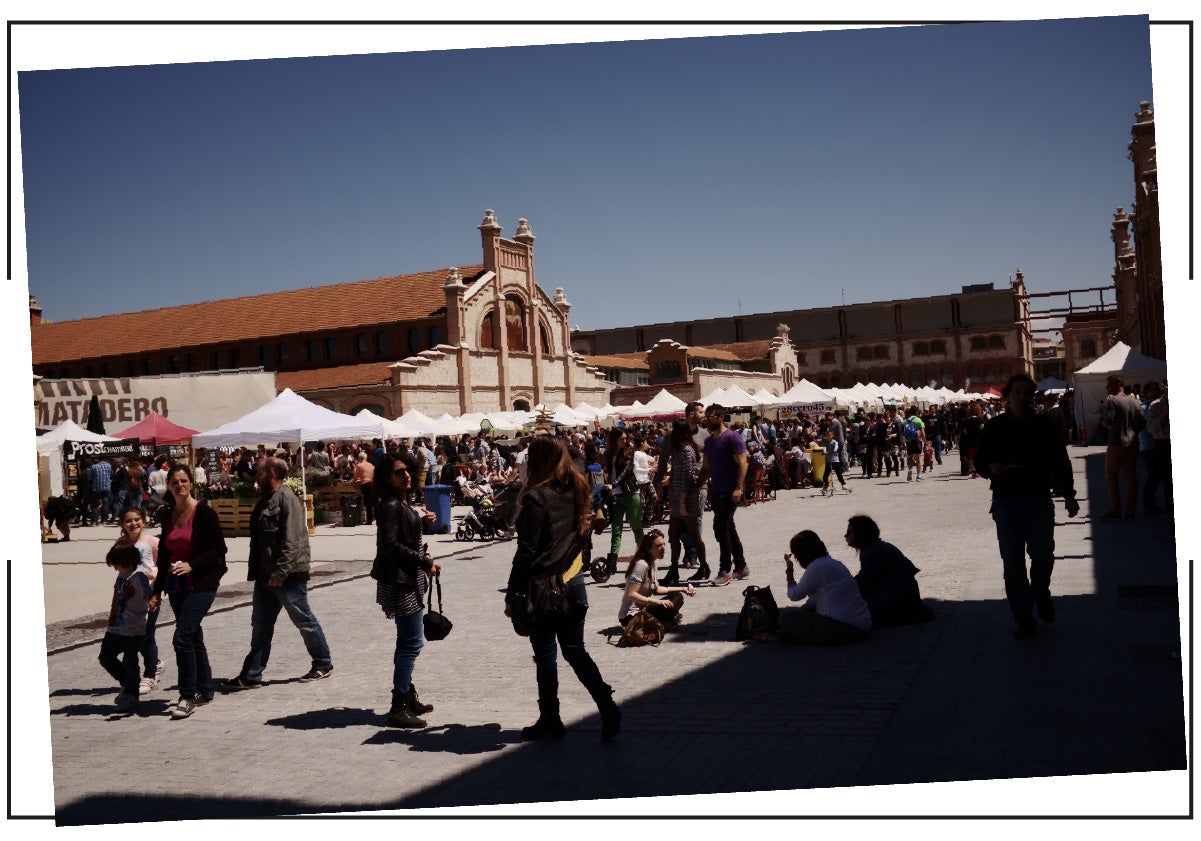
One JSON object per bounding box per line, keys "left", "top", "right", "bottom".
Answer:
{"left": 609, "top": 492, "right": 644, "bottom": 557}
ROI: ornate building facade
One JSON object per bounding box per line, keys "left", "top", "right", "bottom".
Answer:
{"left": 30, "top": 210, "right": 613, "bottom": 419}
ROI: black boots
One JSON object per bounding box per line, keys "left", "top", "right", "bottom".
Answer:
{"left": 661, "top": 563, "right": 680, "bottom": 587}
{"left": 385, "top": 688, "right": 427, "bottom": 728}
{"left": 591, "top": 683, "right": 622, "bottom": 742}
{"left": 521, "top": 698, "right": 565, "bottom": 740}
{"left": 686, "top": 561, "right": 711, "bottom": 582}
{"left": 410, "top": 683, "right": 433, "bottom": 714}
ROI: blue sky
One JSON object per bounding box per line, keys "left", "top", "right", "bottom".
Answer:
{"left": 16, "top": 16, "right": 1154, "bottom": 331}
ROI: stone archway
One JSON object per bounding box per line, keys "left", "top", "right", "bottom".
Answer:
{"left": 513, "top": 398, "right": 531, "bottom": 412}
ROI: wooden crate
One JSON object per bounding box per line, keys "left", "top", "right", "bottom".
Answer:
{"left": 210, "top": 498, "right": 255, "bottom": 538}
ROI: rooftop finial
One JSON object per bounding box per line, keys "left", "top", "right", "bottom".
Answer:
{"left": 478, "top": 209, "right": 501, "bottom": 233}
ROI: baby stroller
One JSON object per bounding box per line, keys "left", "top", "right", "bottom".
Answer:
{"left": 454, "top": 484, "right": 519, "bottom": 541}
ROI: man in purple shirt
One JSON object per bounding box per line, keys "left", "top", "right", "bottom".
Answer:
{"left": 699, "top": 404, "right": 749, "bottom": 586}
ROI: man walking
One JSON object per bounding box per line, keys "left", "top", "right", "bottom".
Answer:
{"left": 699, "top": 404, "right": 749, "bottom": 586}
{"left": 654, "top": 401, "right": 709, "bottom": 578}
{"left": 224, "top": 457, "right": 333, "bottom": 689}
{"left": 86, "top": 457, "right": 114, "bottom": 526}
{"left": 975, "top": 374, "right": 1079, "bottom": 639}
{"left": 901, "top": 409, "right": 926, "bottom": 482}
{"left": 1099, "top": 375, "right": 1144, "bottom": 521}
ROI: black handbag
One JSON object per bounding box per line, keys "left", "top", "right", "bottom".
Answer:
{"left": 422, "top": 571, "right": 453, "bottom": 641}
{"left": 735, "top": 585, "right": 780, "bottom": 641}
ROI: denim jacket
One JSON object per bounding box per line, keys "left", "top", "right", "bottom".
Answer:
{"left": 248, "top": 486, "right": 311, "bottom": 583}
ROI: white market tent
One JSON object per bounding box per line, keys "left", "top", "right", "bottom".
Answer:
{"left": 1072, "top": 341, "right": 1167, "bottom": 441}
{"left": 36, "top": 419, "right": 119, "bottom": 497}
{"left": 697, "top": 386, "right": 729, "bottom": 407}
{"left": 720, "top": 384, "right": 758, "bottom": 408}
{"left": 193, "top": 388, "right": 386, "bottom": 502}
{"left": 751, "top": 388, "right": 780, "bottom": 409}
{"left": 355, "top": 408, "right": 424, "bottom": 439}
{"left": 771, "top": 380, "right": 836, "bottom": 413}
{"left": 395, "top": 408, "right": 440, "bottom": 436}
{"left": 619, "top": 389, "right": 687, "bottom": 419}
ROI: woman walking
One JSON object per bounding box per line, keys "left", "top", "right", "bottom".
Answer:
{"left": 603, "top": 428, "right": 644, "bottom": 573}
{"left": 371, "top": 451, "right": 441, "bottom": 728}
{"left": 664, "top": 420, "right": 708, "bottom": 585}
{"left": 505, "top": 436, "right": 621, "bottom": 742}
{"left": 149, "top": 465, "right": 227, "bottom": 719}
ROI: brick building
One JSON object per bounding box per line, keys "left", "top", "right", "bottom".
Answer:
{"left": 574, "top": 276, "right": 1034, "bottom": 394}
{"left": 29, "top": 210, "right": 613, "bottom": 418}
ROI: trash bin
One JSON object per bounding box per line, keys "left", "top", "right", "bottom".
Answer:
{"left": 340, "top": 493, "right": 364, "bottom": 527}
{"left": 422, "top": 484, "right": 453, "bottom": 534}
{"left": 809, "top": 446, "right": 826, "bottom": 484}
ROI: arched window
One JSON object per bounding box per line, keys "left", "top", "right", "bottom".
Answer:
{"left": 914, "top": 342, "right": 929, "bottom": 356}
{"left": 782, "top": 366, "right": 795, "bottom": 390}
{"left": 925, "top": 369, "right": 938, "bottom": 385}
{"left": 830, "top": 373, "right": 842, "bottom": 388}
{"left": 513, "top": 398, "right": 531, "bottom": 411}
{"left": 983, "top": 364, "right": 997, "bottom": 382}
{"left": 909, "top": 369, "right": 924, "bottom": 387}
{"left": 539, "top": 324, "right": 552, "bottom": 355}
{"left": 479, "top": 312, "right": 497, "bottom": 349}
{"left": 967, "top": 365, "right": 981, "bottom": 381}
{"left": 1080, "top": 339, "right": 1097, "bottom": 358}
{"left": 505, "top": 295, "right": 527, "bottom": 351}
{"left": 817, "top": 376, "right": 830, "bottom": 389}
{"left": 349, "top": 403, "right": 386, "bottom": 417}
{"left": 988, "top": 335, "right": 1005, "bottom": 349}
{"left": 970, "top": 336, "right": 987, "bottom": 351}
{"left": 941, "top": 368, "right": 955, "bottom": 387}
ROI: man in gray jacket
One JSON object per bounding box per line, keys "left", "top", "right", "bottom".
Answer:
{"left": 224, "top": 457, "right": 333, "bottom": 689}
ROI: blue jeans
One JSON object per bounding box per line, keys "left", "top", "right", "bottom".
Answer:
{"left": 710, "top": 492, "right": 746, "bottom": 574}
{"left": 90, "top": 489, "right": 113, "bottom": 525}
{"left": 932, "top": 435, "right": 943, "bottom": 464}
{"left": 140, "top": 605, "right": 160, "bottom": 677}
{"left": 392, "top": 609, "right": 424, "bottom": 694}
{"left": 99, "top": 632, "right": 144, "bottom": 694}
{"left": 528, "top": 573, "right": 609, "bottom": 706}
{"left": 168, "top": 590, "right": 216, "bottom": 700}
{"left": 990, "top": 496, "right": 1055, "bottom": 625}
{"left": 240, "top": 579, "right": 333, "bottom": 682}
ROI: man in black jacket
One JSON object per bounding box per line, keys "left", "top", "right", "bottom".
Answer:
{"left": 976, "top": 374, "right": 1080, "bottom": 640}
{"left": 224, "top": 457, "right": 333, "bottom": 689}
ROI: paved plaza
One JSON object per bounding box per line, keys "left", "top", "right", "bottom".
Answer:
{"left": 35, "top": 447, "right": 1187, "bottom": 824}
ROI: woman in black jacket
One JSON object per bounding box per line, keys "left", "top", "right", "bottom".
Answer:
{"left": 371, "top": 451, "right": 440, "bottom": 728}
{"left": 148, "top": 464, "right": 227, "bottom": 720}
{"left": 505, "top": 435, "right": 621, "bottom": 742}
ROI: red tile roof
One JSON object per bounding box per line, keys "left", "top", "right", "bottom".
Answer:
{"left": 31, "top": 265, "right": 484, "bottom": 365}
{"left": 581, "top": 353, "right": 649, "bottom": 370}
{"left": 277, "top": 362, "right": 396, "bottom": 392}
{"left": 689, "top": 340, "right": 773, "bottom": 362}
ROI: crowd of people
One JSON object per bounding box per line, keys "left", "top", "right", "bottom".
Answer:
{"left": 72, "top": 374, "right": 1171, "bottom": 730}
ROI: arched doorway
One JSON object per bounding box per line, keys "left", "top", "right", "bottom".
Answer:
{"left": 513, "top": 398, "right": 531, "bottom": 412}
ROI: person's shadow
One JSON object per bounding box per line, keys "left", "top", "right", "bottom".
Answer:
{"left": 363, "top": 722, "right": 521, "bottom": 755}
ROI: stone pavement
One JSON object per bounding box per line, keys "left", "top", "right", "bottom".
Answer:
{"left": 40, "top": 447, "right": 1187, "bottom": 824}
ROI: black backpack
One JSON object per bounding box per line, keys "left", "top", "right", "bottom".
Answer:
{"left": 735, "top": 585, "right": 781, "bottom": 641}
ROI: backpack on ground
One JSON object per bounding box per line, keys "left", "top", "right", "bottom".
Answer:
{"left": 735, "top": 585, "right": 780, "bottom": 641}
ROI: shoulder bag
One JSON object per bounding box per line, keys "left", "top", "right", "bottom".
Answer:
{"left": 423, "top": 571, "right": 453, "bottom": 641}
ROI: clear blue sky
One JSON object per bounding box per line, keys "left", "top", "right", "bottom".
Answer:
{"left": 17, "top": 16, "right": 1153, "bottom": 330}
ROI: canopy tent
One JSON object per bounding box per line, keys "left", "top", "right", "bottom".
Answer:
{"left": 697, "top": 386, "right": 730, "bottom": 407}
{"left": 36, "top": 420, "right": 119, "bottom": 497}
{"left": 618, "top": 389, "right": 687, "bottom": 419}
{"left": 719, "top": 384, "right": 758, "bottom": 408}
{"left": 111, "top": 411, "right": 199, "bottom": 445}
{"left": 395, "top": 408, "right": 440, "bottom": 437}
{"left": 192, "top": 388, "right": 386, "bottom": 503}
{"left": 751, "top": 388, "right": 780, "bottom": 409}
{"left": 771, "top": 380, "right": 836, "bottom": 413}
{"left": 1072, "top": 341, "right": 1167, "bottom": 441}
{"left": 355, "top": 408, "right": 425, "bottom": 439}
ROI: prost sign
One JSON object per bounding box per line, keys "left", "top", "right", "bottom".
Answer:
{"left": 64, "top": 438, "right": 140, "bottom": 461}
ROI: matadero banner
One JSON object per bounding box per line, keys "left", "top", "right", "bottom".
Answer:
{"left": 36, "top": 370, "right": 277, "bottom": 434}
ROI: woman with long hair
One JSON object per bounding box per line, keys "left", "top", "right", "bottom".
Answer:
{"left": 505, "top": 435, "right": 621, "bottom": 742}
{"left": 602, "top": 427, "right": 644, "bottom": 572}
{"left": 664, "top": 420, "right": 709, "bottom": 585}
{"left": 371, "top": 451, "right": 441, "bottom": 728}
{"left": 780, "top": 530, "right": 871, "bottom": 646}
{"left": 148, "top": 464, "right": 227, "bottom": 719}
{"left": 845, "top": 515, "right": 933, "bottom": 627}
{"left": 620, "top": 530, "right": 695, "bottom": 627}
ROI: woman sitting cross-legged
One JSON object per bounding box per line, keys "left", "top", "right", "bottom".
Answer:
{"left": 780, "top": 530, "right": 871, "bottom": 645}
{"left": 845, "top": 515, "right": 934, "bottom": 628}
{"left": 619, "top": 530, "right": 695, "bottom": 629}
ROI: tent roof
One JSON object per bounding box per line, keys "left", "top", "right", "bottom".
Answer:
{"left": 1074, "top": 341, "right": 1167, "bottom": 376}
{"left": 111, "top": 412, "right": 199, "bottom": 445}
{"left": 36, "top": 419, "right": 118, "bottom": 455}
{"left": 192, "top": 388, "right": 385, "bottom": 447}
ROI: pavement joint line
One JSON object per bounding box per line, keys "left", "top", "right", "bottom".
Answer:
{"left": 44, "top": 540, "right": 504, "bottom": 656}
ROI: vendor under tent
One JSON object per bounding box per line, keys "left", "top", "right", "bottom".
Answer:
{"left": 36, "top": 419, "right": 118, "bottom": 497}
{"left": 192, "top": 388, "right": 385, "bottom": 507}
{"left": 111, "top": 411, "right": 199, "bottom": 445}
{"left": 1072, "top": 341, "right": 1167, "bottom": 442}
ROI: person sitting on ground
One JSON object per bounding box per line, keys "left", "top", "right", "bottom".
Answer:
{"left": 845, "top": 515, "right": 934, "bottom": 627}
{"left": 619, "top": 530, "right": 695, "bottom": 628}
{"left": 780, "top": 530, "right": 871, "bottom": 645}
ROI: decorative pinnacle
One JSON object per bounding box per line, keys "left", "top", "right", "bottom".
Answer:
{"left": 514, "top": 218, "right": 535, "bottom": 242}
{"left": 443, "top": 267, "right": 465, "bottom": 290}
{"left": 478, "top": 209, "right": 501, "bottom": 233}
